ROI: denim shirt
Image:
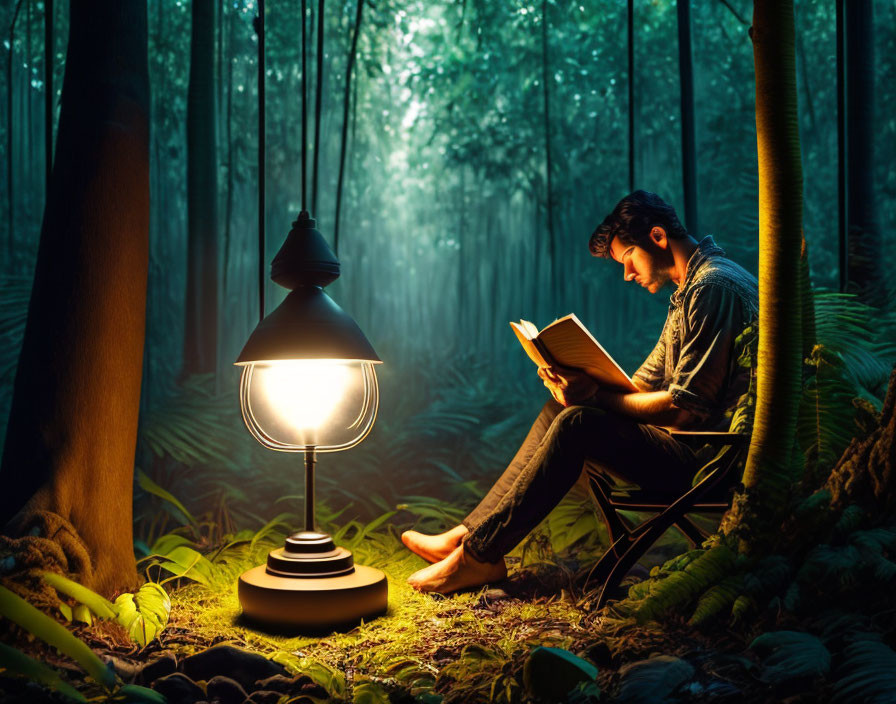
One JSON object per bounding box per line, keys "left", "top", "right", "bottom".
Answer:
{"left": 633, "top": 237, "right": 759, "bottom": 430}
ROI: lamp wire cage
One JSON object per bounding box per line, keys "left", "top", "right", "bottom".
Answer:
{"left": 238, "top": 360, "right": 379, "bottom": 453}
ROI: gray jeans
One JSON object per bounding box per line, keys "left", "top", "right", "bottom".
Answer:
{"left": 462, "top": 400, "right": 698, "bottom": 563}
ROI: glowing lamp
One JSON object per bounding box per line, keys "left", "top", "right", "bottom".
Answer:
{"left": 236, "top": 212, "right": 386, "bottom": 631}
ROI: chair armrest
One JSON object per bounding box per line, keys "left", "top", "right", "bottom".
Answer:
{"left": 669, "top": 431, "right": 749, "bottom": 446}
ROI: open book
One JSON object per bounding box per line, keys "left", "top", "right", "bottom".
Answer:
{"left": 510, "top": 314, "right": 638, "bottom": 393}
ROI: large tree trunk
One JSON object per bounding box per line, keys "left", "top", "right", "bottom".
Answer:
{"left": 723, "top": 0, "right": 804, "bottom": 549}
{"left": 0, "top": 0, "right": 148, "bottom": 596}
{"left": 183, "top": 0, "right": 218, "bottom": 375}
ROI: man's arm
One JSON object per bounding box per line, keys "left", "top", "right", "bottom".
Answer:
{"left": 589, "top": 388, "right": 697, "bottom": 428}
{"left": 540, "top": 367, "right": 697, "bottom": 428}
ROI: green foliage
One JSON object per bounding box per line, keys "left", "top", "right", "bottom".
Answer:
{"left": 522, "top": 647, "right": 599, "bottom": 703}
{"left": 0, "top": 642, "right": 86, "bottom": 702}
{"left": 749, "top": 631, "right": 831, "bottom": 685}
{"left": 688, "top": 575, "right": 743, "bottom": 626}
{"left": 634, "top": 543, "right": 738, "bottom": 624}
{"left": 113, "top": 583, "right": 171, "bottom": 648}
{"left": 137, "top": 469, "right": 199, "bottom": 528}
{"left": 614, "top": 655, "right": 695, "bottom": 704}
{"left": 0, "top": 584, "right": 116, "bottom": 689}
{"left": 138, "top": 374, "right": 242, "bottom": 471}
{"left": 833, "top": 636, "right": 896, "bottom": 704}
{"left": 41, "top": 572, "right": 172, "bottom": 648}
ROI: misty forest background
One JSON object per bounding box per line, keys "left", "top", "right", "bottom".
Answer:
{"left": 1, "top": 0, "right": 895, "bottom": 531}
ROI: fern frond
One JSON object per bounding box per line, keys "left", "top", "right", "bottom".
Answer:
{"left": 833, "top": 637, "right": 896, "bottom": 704}
{"left": 750, "top": 631, "right": 831, "bottom": 685}
{"left": 688, "top": 575, "right": 743, "bottom": 626}
{"left": 635, "top": 544, "right": 737, "bottom": 623}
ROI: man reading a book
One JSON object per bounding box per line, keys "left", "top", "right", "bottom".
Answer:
{"left": 403, "top": 190, "right": 759, "bottom": 595}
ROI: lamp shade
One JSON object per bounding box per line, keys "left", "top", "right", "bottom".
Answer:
{"left": 235, "top": 286, "right": 381, "bottom": 364}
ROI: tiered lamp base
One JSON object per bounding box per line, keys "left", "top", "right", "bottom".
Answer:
{"left": 238, "top": 531, "right": 387, "bottom": 630}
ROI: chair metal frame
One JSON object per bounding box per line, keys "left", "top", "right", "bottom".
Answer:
{"left": 584, "top": 430, "right": 749, "bottom": 608}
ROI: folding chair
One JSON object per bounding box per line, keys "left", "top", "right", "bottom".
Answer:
{"left": 584, "top": 431, "right": 749, "bottom": 609}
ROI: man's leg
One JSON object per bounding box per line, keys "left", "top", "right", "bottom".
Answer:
{"left": 462, "top": 405, "right": 697, "bottom": 563}
{"left": 408, "top": 405, "right": 697, "bottom": 592}
{"left": 463, "top": 399, "right": 565, "bottom": 531}
{"left": 402, "top": 399, "right": 564, "bottom": 563}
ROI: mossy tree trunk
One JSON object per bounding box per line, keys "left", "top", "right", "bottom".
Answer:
{"left": 723, "top": 0, "right": 804, "bottom": 550}
{"left": 0, "top": 0, "right": 149, "bottom": 596}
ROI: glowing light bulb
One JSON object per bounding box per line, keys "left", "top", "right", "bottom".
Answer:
{"left": 260, "top": 360, "right": 350, "bottom": 431}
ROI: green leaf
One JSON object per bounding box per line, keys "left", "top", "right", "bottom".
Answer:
{"left": 0, "top": 642, "right": 86, "bottom": 702}
{"left": 297, "top": 657, "right": 346, "bottom": 698}
{"left": 523, "top": 647, "right": 598, "bottom": 702}
{"left": 833, "top": 637, "right": 896, "bottom": 704}
{"left": 0, "top": 585, "right": 115, "bottom": 690}
{"left": 137, "top": 470, "right": 198, "bottom": 527}
{"left": 113, "top": 583, "right": 171, "bottom": 648}
{"left": 155, "top": 546, "right": 215, "bottom": 585}
{"left": 750, "top": 631, "right": 831, "bottom": 685}
{"left": 353, "top": 680, "right": 392, "bottom": 704}
{"left": 41, "top": 572, "right": 117, "bottom": 619}
{"left": 615, "top": 655, "right": 695, "bottom": 704}
{"left": 116, "top": 684, "right": 169, "bottom": 704}
{"left": 72, "top": 604, "right": 93, "bottom": 626}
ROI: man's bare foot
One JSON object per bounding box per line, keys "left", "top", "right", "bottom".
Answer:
{"left": 401, "top": 525, "right": 468, "bottom": 563}
{"left": 407, "top": 545, "right": 507, "bottom": 595}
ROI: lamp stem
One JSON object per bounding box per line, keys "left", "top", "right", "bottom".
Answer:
{"left": 304, "top": 446, "right": 316, "bottom": 531}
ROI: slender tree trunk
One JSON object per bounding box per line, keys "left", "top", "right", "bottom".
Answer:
{"left": 333, "top": 0, "right": 363, "bottom": 256}
{"left": 44, "top": 0, "right": 52, "bottom": 193}
{"left": 541, "top": 0, "right": 555, "bottom": 299}
{"left": 184, "top": 0, "right": 218, "bottom": 375}
{"left": 7, "top": 0, "right": 24, "bottom": 268}
{"left": 222, "top": 1, "right": 234, "bottom": 293}
{"left": 627, "top": 0, "right": 635, "bottom": 192}
{"left": 677, "top": 0, "right": 698, "bottom": 235}
{"left": 311, "top": 0, "right": 324, "bottom": 217}
{"left": 844, "top": 1, "right": 882, "bottom": 307}
{"left": 724, "top": 0, "right": 804, "bottom": 548}
{"left": 0, "top": 0, "right": 149, "bottom": 596}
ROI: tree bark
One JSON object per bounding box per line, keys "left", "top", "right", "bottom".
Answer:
{"left": 723, "top": 0, "right": 804, "bottom": 548}
{"left": 0, "top": 0, "right": 149, "bottom": 596}
{"left": 184, "top": 0, "right": 219, "bottom": 375}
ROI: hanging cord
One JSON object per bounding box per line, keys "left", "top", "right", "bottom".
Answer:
{"left": 301, "top": 0, "right": 307, "bottom": 213}
{"left": 254, "top": 0, "right": 265, "bottom": 321}
{"left": 311, "top": 0, "right": 324, "bottom": 215}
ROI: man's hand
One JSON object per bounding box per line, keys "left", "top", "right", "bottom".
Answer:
{"left": 538, "top": 365, "right": 600, "bottom": 407}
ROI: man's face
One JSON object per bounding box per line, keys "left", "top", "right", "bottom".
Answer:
{"left": 609, "top": 231, "right": 673, "bottom": 294}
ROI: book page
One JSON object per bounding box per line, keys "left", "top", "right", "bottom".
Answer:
{"left": 537, "top": 314, "right": 637, "bottom": 392}
{"left": 510, "top": 322, "right": 549, "bottom": 368}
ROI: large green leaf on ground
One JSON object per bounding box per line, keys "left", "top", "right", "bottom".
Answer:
{"left": 113, "top": 582, "right": 171, "bottom": 648}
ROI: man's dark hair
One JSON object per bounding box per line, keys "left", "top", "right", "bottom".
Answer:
{"left": 589, "top": 190, "right": 688, "bottom": 258}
